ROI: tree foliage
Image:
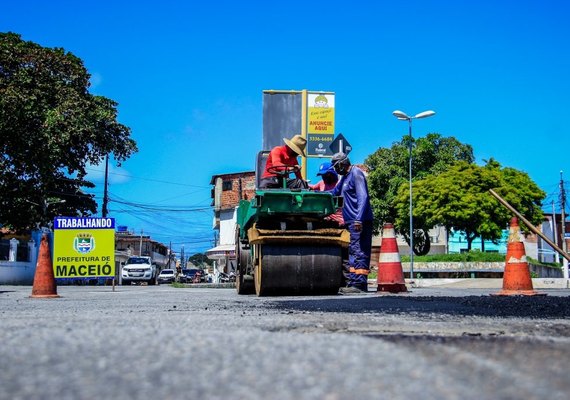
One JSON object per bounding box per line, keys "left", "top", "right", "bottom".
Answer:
{"left": 365, "top": 133, "right": 474, "bottom": 253}
{"left": 188, "top": 253, "right": 214, "bottom": 267}
{"left": 394, "top": 159, "right": 545, "bottom": 250}
{"left": 0, "top": 33, "right": 137, "bottom": 230}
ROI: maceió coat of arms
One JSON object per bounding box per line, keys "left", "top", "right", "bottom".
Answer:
{"left": 74, "top": 233, "right": 95, "bottom": 254}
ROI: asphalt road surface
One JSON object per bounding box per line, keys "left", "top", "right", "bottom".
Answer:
{"left": 1, "top": 284, "right": 569, "bottom": 400}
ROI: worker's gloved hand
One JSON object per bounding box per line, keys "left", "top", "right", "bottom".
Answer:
{"left": 353, "top": 221, "right": 362, "bottom": 232}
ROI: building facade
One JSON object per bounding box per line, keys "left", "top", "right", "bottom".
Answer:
{"left": 115, "top": 230, "right": 171, "bottom": 268}
{"left": 207, "top": 171, "right": 255, "bottom": 275}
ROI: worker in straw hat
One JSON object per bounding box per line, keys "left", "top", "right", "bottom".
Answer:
{"left": 260, "top": 134, "right": 309, "bottom": 189}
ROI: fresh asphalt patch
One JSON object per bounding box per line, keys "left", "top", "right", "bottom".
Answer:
{"left": 269, "top": 295, "right": 570, "bottom": 319}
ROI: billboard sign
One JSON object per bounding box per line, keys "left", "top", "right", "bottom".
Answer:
{"left": 53, "top": 217, "right": 115, "bottom": 278}
{"left": 307, "top": 92, "right": 335, "bottom": 157}
{"left": 262, "top": 90, "right": 303, "bottom": 151}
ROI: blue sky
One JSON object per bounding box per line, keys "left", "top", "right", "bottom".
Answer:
{"left": 3, "top": 0, "right": 569, "bottom": 255}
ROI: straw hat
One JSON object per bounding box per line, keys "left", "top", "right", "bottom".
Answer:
{"left": 283, "top": 135, "right": 307, "bottom": 157}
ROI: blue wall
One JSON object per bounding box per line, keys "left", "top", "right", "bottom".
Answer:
{"left": 447, "top": 230, "right": 508, "bottom": 254}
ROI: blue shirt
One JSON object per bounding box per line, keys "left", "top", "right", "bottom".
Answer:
{"left": 330, "top": 166, "right": 373, "bottom": 223}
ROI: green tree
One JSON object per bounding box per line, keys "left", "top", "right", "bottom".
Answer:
{"left": 365, "top": 133, "right": 474, "bottom": 254}
{"left": 394, "top": 160, "right": 545, "bottom": 250}
{"left": 188, "top": 253, "right": 214, "bottom": 268}
{"left": 0, "top": 33, "right": 137, "bottom": 230}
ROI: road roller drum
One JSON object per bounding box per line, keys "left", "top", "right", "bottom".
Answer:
{"left": 255, "top": 244, "right": 342, "bottom": 296}
{"left": 235, "top": 188, "right": 349, "bottom": 296}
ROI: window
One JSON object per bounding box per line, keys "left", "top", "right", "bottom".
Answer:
{"left": 222, "top": 180, "right": 233, "bottom": 191}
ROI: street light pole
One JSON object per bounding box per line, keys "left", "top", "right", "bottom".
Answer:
{"left": 392, "top": 110, "right": 436, "bottom": 282}
{"left": 407, "top": 118, "right": 414, "bottom": 280}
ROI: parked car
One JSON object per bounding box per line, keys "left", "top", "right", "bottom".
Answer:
{"left": 121, "top": 256, "right": 158, "bottom": 285}
{"left": 182, "top": 268, "right": 206, "bottom": 283}
{"left": 157, "top": 269, "right": 176, "bottom": 284}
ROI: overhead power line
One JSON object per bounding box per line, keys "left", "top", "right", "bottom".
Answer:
{"left": 85, "top": 167, "right": 210, "bottom": 189}
{"left": 110, "top": 198, "right": 211, "bottom": 212}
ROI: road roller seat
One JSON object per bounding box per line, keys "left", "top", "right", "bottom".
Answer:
{"left": 255, "top": 150, "right": 271, "bottom": 189}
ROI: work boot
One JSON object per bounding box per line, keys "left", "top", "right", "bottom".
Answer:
{"left": 338, "top": 286, "right": 367, "bottom": 295}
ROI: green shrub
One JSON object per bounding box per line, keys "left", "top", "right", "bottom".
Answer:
{"left": 527, "top": 257, "right": 562, "bottom": 269}
{"left": 401, "top": 251, "right": 504, "bottom": 263}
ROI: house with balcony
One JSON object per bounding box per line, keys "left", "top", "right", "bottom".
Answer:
{"left": 207, "top": 171, "right": 255, "bottom": 275}
{"left": 114, "top": 227, "right": 172, "bottom": 269}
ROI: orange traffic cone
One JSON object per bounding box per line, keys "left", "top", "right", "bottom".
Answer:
{"left": 30, "top": 234, "right": 60, "bottom": 298}
{"left": 377, "top": 223, "right": 408, "bottom": 293}
{"left": 493, "top": 217, "right": 544, "bottom": 296}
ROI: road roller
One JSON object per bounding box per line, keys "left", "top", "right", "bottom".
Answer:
{"left": 235, "top": 166, "right": 349, "bottom": 296}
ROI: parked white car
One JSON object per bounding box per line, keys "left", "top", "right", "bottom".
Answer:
{"left": 121, "top": 256, "right": 158, "bottom": 285}
{"left": 157, "top": 269, "right": 175, "bottom": 284}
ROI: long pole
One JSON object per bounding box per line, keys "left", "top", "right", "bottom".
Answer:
{"left": 168, "top": 241, "right": 172, "bottom": 268}
{"left": 301, "top": 89, "right": 308, "bottom": 180}
{"left": 393, "top": 109, "right": 435, "bottom": 278}
{"left": 552, "top": 200, "right": 560, "bottom": 264}
{"left": 560, "top": 171, "right": 568, "bottom": 279}
{"left": 488, "top": 189, "right": 570, "bottom": 262}
{"left": 560, "top": 171, "right": 567, "bottom": 253}
{"left": 102, "top": 154, "right": 109, "bottom": 218}
{"left": 408, "top": 118, "right": 414, "bottom": 281}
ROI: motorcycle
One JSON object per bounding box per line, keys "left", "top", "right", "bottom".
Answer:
{"left": 217, "top": 271, "right": 236, "bottom": 283}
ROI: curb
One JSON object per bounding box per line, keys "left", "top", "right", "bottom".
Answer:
{"left": 178, "top": 282, "right": 236, "bottom": 289}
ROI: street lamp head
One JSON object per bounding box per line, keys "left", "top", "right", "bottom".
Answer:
{"left": 392, "top": 110, "right": 410, "bottom": 120}
{"left": 414, "top": 110, "right": 436, "bottom": 119}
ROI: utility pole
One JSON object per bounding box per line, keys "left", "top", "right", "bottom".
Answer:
{"left": 102, "top": 154, "right": 109, "bottom": 218}
{"left": 168, "top": 241, "right": 172, "bottom": 268}
{"left": 560, "top": 171, "right": 567, "bottom": 253}
{"left": 552, "top": 200, "right": 560, "bottom": 264}
{"left": 560, "top": 171, "right": 569, "bottom": 281}
{"left": 139, "top": 229, "right": 143, "bottom": 256}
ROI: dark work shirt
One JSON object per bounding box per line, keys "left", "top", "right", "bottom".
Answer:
{"left": 330, "top": 166, "right": 373, "bottom": 223}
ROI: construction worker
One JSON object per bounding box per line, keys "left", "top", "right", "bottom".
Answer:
{"left": 175, "top": 263, "right": 182, "bottom": 282}
{"left": 260, "top": 134, "right": 308, "bottom": 189}
{"left": 309, "top": 161, "right": 337, "bottom": 191}
{"left": 330, "top": 152, "right": 373, "bottom": 294}
{"left": 310, "top": 162, "right": 344, "bottom": 226}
